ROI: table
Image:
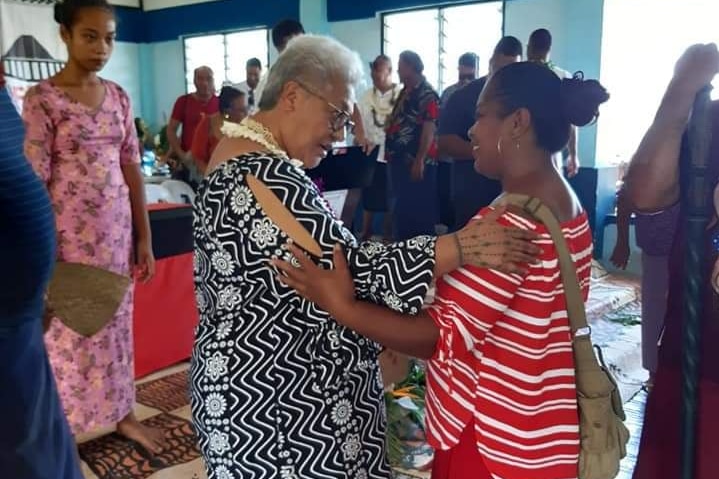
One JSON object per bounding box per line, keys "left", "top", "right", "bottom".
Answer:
{"left": 133, "top": 203, "right": 197, "bottom": 378}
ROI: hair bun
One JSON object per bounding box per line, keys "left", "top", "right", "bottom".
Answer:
{"left": 559, "top": 72, "right": 610, "bottom": 127}
{"left": 53, "top": 1, "right": 65, "bottom": 24}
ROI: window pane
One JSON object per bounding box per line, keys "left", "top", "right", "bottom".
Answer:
{"left": 184, "top": 34, "right": 225, "bottom": 93}
{"left": 597, "top": 0, "right": 719, "bottom": 165}
{"left": 225, "top": 29, "right": 269, "bottom": 85}
{"left": 383, "top": 9, "right": 441, "bottom": 90}
{"left": 441, "top": 2, "right": 503, "bottom": 91}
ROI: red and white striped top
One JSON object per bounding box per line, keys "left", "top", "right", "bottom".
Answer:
{"left": 425, "top": 208, "right": 593, "bottom": 479}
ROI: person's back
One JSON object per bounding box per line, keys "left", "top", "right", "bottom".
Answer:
{"left": 0, "top": 83, "right": 82, "bottom": 478}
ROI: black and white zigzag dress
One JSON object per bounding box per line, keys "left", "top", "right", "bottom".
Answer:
{"left": 191, "top": 152, "right": 436, "bottom": 479}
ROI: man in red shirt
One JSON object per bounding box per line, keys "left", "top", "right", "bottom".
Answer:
{"left": 167, "top": 66, "right": 219, "bottom": 185}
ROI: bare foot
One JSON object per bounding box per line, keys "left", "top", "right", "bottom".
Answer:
{"left": 117, "top": 413, "right": 166, "bottom": 455}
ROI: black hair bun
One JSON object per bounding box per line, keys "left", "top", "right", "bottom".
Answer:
{"left": 53, "top": 1, "right": 65, "bottom": 24}
{"left": 559, "top": 72, "right": 610, "bottom": 127}
{"left": 53, "top": 0, "right": 113, "bottom": 27}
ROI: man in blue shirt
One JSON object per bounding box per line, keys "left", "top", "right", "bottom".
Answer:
{"left": 0, "top": 66, "right": 82, "bottom": 479}
{"left": 437, "top": 37, "right": 522, "bottom": 231}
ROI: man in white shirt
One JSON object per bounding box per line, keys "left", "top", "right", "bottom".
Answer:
{"left": 358, "top": 55, "right": 401, "bottom": 240}
{"left": 233, "top": 58, "right": 262, "bottom": 114}
{"left": 527, "top": 28, "right": 579, "bottom": 177}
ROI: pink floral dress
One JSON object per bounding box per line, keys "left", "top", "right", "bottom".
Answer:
{"left": 23, "top": 79, "right": 139, "bottom": 434}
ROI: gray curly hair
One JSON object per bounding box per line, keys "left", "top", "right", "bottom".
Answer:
{"left": 259, "top": 34, "right": 364, "bottom": 111}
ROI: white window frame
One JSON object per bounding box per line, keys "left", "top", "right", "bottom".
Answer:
{"left": 382, "top": 1, "right": 504, "bottom": 93}
{"left": 182, "top": 28, "right": 270, "bottom": 94}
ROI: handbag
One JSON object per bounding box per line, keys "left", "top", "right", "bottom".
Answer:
{"left": 45, "top": 262, "right": 132, "bottom": 337}
{"left": 495, "top": 194, "right": 630, "bottom": 479}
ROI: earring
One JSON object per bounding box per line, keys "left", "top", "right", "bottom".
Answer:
{"left": 516, "top": 140, "right": 521, "bottom": 150}
{"left": 496, "top": 138, "right": 504, "bottom": 156}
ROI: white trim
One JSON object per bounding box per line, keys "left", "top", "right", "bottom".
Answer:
{"left": 143, "top": 0, "right": 219, "bottom": 11}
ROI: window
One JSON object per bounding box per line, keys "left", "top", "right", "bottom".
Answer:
{"left": 384, "top": 9, "right": 440, "bottom": 90}
{"left": 383, "top": 2, "right": 504, "bottom": 92}
{"left": 183, "top": 28, "right": 269, "bottom": 93}
{"left": 596, "top": 0, "right": 719, "bottom": 165}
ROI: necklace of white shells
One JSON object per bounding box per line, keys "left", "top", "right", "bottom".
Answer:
{"left": 221, "top": 117, "right": 305, "bottom": 169}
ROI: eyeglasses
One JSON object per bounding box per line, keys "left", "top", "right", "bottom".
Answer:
{"left": 295, "top": 80, "right": 355, "bottom": 133}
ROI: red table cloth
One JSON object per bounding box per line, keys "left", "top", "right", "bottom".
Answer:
{"left": 133, "top": 203, "right": 197, "bottom": 378}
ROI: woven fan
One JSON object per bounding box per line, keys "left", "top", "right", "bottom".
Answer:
{"left": 46, "top": 262, "right": 132, "bottom": 337}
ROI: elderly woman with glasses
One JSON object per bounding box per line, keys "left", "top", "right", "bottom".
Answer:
{"left": 191, "top": 35, "right": 539, "bottom": 479}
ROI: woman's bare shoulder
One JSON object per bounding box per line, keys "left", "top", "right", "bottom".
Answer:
{"left": 207, "top": 137, "right": 265, "bottom": 173}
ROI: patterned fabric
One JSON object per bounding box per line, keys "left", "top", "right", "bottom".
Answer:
{"left": 385, "top": 78, "right": 439, "bottom": 165}
{"left": 191, "top": 152, "right": 437, "bottom": 478}
{"left": 634, "top": 205, "right": 679, "bottom": 257}
{"left": 22, "top": 79, "right": 139, "bottom": 434}
{"left": 385, "top": 78, "right": 441, "bottom": 240}
{"left": 425, "top": 208, "right": 593, "bottom": 479}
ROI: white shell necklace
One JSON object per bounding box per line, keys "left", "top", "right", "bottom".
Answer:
{"left": 221, "top": 117, "right": 304, "bottom": 169}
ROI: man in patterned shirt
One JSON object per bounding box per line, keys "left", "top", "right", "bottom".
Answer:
{"left": 385, "top": 50, "right": 440, "bottom": 240}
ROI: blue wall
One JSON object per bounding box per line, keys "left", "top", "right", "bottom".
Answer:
{"left": 301, "top": 0, "right": 330, "bottom": 35}
{"left": 115, "top": 0, "right": 300, "bottom": 43}
{"left": 327, "top": 0, "right": 498, "bottom": 21}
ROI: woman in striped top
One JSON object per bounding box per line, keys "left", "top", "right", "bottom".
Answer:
{"left": 276, "top": 61, "right": 608, "bottom": 479}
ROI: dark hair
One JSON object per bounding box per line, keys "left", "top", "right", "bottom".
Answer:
{"left": 399, "top": 50, "right": 424, "bottom": 74}
{"left": 246, "top": 58, "right": 262, "bottom": 69}
{"left": 134, "top": 117, "right": 145, "bottom": 140}
{"left": 371, "top": 54, "right": 391, "bottom": 70}
{"left": 219, "top": 86, "right": 245, "bottom": 113}
{"left": 494, "top": 36, "right": 523, "bottom": 58}
{"left": 54, "top": 0, "right": 114, "bottom": 29}
{"left": 528, "top": 28, "right": 552, "bottom": 55}
{"left": 271, "top": 19, "right": 305, "bottom": 49}
{"left": 458, "top": 52, "right": 478, "bottom": 69}
{"left": 488, "top": 62, "right": 609, "bottom": 153}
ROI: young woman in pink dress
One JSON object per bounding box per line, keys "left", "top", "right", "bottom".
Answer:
{"left": 22, "top": 0, "right": 164, "bottom": 454}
